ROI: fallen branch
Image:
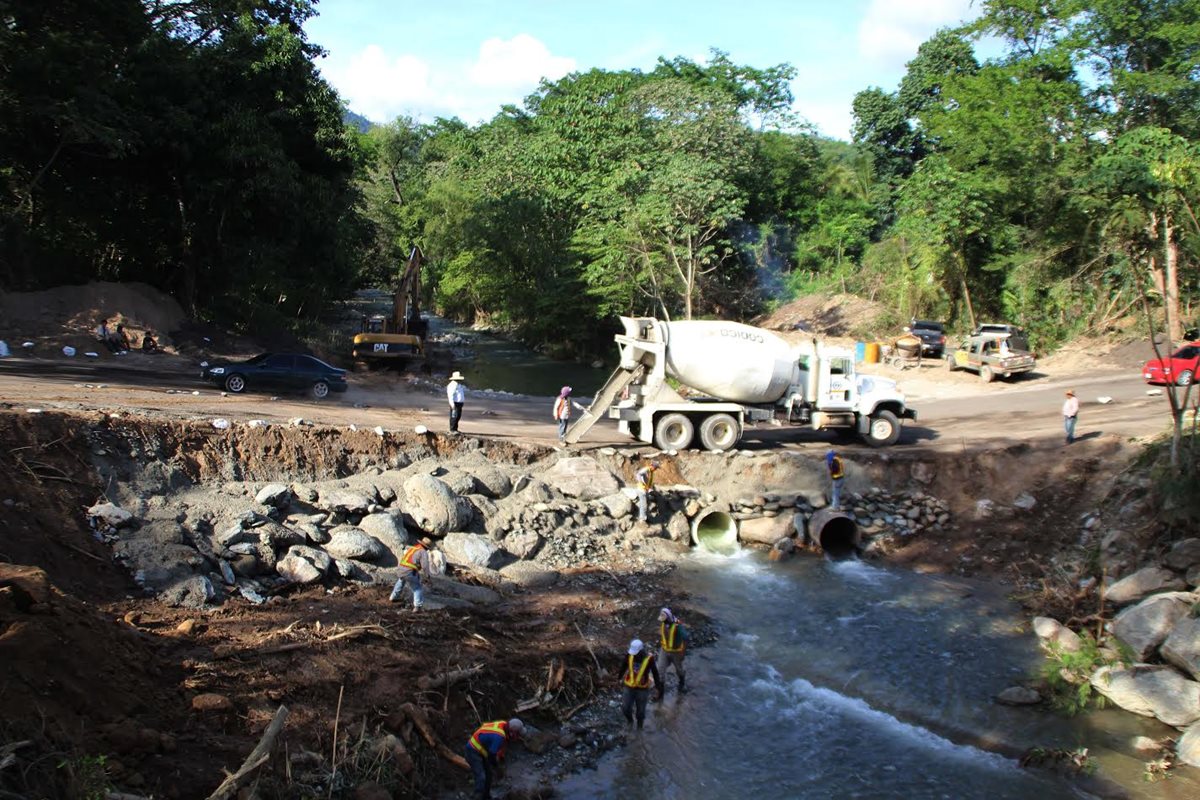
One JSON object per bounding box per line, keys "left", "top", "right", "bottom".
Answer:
{"left": 573, "top": 621, "right": 605, "bottom": 675}
{"left": 212, "top": 624, "right": 390, "bottom": 660}
{"left": 559, "top": 672, "right": 595, "bottom": 722}
{"left": 205, "top": 705, "right": 289, "bottom": 800}
{"left": 417, "top": 663, "right": 484, "bottom": 691}
{"left": 401, "top": 702, "right": 468, "bottom": 770}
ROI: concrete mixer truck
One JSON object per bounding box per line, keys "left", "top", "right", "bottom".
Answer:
{"left": 564, "top": 317, "right": 915, "bottom": 451}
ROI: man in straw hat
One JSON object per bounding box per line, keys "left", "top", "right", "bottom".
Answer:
{"left": 1062, "top": 389, "right": 1079, "bottom": 445}
{"left": 390, "top": 536, "right": 434, "bottom": 610}
{"left": 447, "top": 370, "right": 467, "bottom": 434}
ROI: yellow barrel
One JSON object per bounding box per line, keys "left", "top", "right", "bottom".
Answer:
{"left": 864, "top": 342, "right": 881, "bottom": 363}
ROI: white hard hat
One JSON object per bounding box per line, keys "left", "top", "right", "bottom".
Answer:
{"left": 628, "top": 639, "right": 644, "bottom": 655}
{"left": 507, "top": 718, "right": 525, "bottom": 735}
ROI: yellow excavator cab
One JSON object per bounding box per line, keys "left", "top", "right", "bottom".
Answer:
{"left": 352, "top": 248, "right": 427, "bottom": 365}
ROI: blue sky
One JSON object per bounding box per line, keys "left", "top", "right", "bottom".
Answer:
{"left": 304, "top": 0, "right": 987, "bottom": 141}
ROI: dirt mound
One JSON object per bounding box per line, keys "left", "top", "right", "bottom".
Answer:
{"left": 755, "top": 292, "right": 892, "bottom": 339}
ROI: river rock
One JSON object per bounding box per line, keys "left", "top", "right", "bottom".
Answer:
{"left": 159, "top": 576, "right": 215, "bottom": 609}
{"left": 995, "top": 686, "right": 1042, "bottom": 706}
{"left": 666, "top": 513, "right": 691, "bottom": 542}
{"left": 277, "top": 553, "right": 324, "bottom": 584}
{"left": 320, "top": 490, "right": 371, "bottom": 515}
{"left": 87, "top": 502, "right": 134, "bottom": 529}
{"left": 254, "top": 483, "right": 291, "bottom": 508}
{"left": 598, "top": 492, "right": 633, "bottom": 519}
{"left": 257, "top": 521, "right": 305, "bottom": 548}
{"left": 504, "top": 529, "right": 542, "bottom": 560}
{"left": 1032, "top": 617, "right": 1083, "bottom": 653}
{"left": 1165, "top": 538, "right": 1200, "bottom": 571}
{"left": 286, "top": 544, "right": 333, "bottom": 573}
{"left": 1012, "top": 493, "right": 1037, "bottom": 511}
{"left": 739, "top": 515, "right": 793, "bottom": 545}
{"left": 1106, "top": 567, "right": 1186, "bottom": 606}
{"left": 325, "top": 528, "right": 384, "bottom": 561}
{"left": 499, "top": 561, "right": 559, "bottom": 589}
{"left": 1178, "top": 721, "right": 1200, "bottom": 768}
{"left": 460, "top": 462, "right": 512, "bottom": 498}
{"left": 440, "top": 532, "right": 504, "bottom": 570}
{"left": 910, "top": 462, "right": 936, "bottom": 485}
{"left": 293, "top": 521, "right": 329, "bottom": 545}
{"left": 1113, "top": 592, "right": 1196, "bottom": 660}
{"left": 426, "top": 575, "right": 501, "bottom": 606}
{"left": 358, "top": 512, "right": 410, "bottom": 566}
{"left": 1090, "top": 665, "right": 1200, "bottom": 728}
{"left": 403, "top": 474, "right": 472, "bottom": 535}
{"left": 543, "top": 458, "right": 619, "bottom": 500}
{"left": 216, "top": 522, "right": 256, "bottom": 548}
{"left": 1162, "top": 615, "right": 1200, "bottom": 681}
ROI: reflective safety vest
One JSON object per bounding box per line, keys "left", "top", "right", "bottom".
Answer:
{"left": 660, "top": 621, "right": 685, "bottom": 653}
{"left": 637, "top": 468, "right": 655, "bottom": 491}
{"left": 469, "top": 720, "right": 508, "bottom": 758}
{"left": 829, "top": 456, "right": 844, "bottom": 480}
{"left": 399, "top": 543, "right": 425, "bottom": 572}
{"left": 624, "top": 653, "right": 653, "bottom": 689}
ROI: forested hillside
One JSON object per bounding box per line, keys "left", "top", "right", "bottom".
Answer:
{"left": 3, "top": 1, "right": 1197, "bottom": 355}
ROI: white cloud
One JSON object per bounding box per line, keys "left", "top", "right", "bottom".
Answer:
{"left": 468, "top": 33, "right": 575, "bottom": 90}
{"left": 320, "top": 44, "right": 437, "bottom": 122}
{"left": 857, "top": 0, "right": 978, "bottom": 70}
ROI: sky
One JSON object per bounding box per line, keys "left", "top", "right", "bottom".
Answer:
{"left": 304, "top": 0, "right": 989, "bottom": 141}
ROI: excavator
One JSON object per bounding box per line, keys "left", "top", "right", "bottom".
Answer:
{"left": 352, "top": 245, "right": 429, "bottom": 366}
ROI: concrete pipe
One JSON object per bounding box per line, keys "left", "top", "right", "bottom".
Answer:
{"left": 691, "top": 510, "right": 738, "bottom": 553}
{"left": 808, "top": 507, "right": 860, "bottom": 560}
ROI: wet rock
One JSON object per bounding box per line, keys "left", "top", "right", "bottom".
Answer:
{"left": 191, "top": 693, "right": 234, "bottom": 714}
{"left": 504, "top": 529, "right": 543, "bottom": 560}
{"left": 255, "top": 483, "right": 291, "bottom": 508}
{"left": 1106, "top": 567, "right": 1186, "bottom": 606}
{"left": 996, "top": 686, "right": 1041, "bottom": 706}
{"left": 1032, "top": 617, "right": 1083, "bottom": 653}
{"left": 1113, "top": 592, "right": 1195, "bottom": 660}
{"left": 1178, "top": 722, "right": 1200, "bottom": 768}
{"left": 277, "top": 554, "right": 324, "bottom": 584}
{"left": 1165, "top": 538, "right": 1200, "bottom": 571}
{"left": 500, "top": 561, "right": 559, "bottom": 589}
{"left": 403, "top": 474, "right": 472, "bottom": 535}
{"left": 738, "top": 515, "right": 793, "bottom": 545}
{"left": 441, "top": 532, "right": 505, "bottom": 570}
{"left": 326, "top": 528, "right": 384, "bottom": 561}
{"left": 598, "top": 492, "right": 633, "bottom": 519}
{"left": 1090, "top": 665, "right": 1200, "bottom": 728}
{"left": 159, "top": 576, "right": 214, "bottom": 609}
{"left": 1162, "top": 616, "right": 1200, "bottom": 681}
{"left": 543, "top": 458, "right": 619, "bottom": 501}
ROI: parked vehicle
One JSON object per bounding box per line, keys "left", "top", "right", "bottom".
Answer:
{"left": 972, "top": 323, "right": 1030, "bottom": 353}
{"left": 947, "top": 333, "right": 1036, "bottom": 382}
{"left": 564, "top": 317, "right": 916, "bottom": 451}
{"left": 202, "top": 353, "right": 348, "bottom": 399}
{"left": 1142, "top": 342, "right": 1200, "bottom": 386}
{"left": 907, "top": 319, "right": 947, "bottom": 358}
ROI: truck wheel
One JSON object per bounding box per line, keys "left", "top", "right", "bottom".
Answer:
{"left": 946, "top": 356, "right": 956, "bottom": 372}
{"left": 654, "top": 413, "right": 695, "bottom": 451}
{"left": 863, "top": 410, "right": 901, "bottom": 447}
{"left": 980, "top": 365, "right": 995, "bottom": 383}
{"left": 698, "top": 414, "right": 739, "bottom": 452}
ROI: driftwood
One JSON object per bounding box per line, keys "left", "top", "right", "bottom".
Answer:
{"left": 0, "top": 740, "right": 33, "bottom": 772}
{"left": 205, "top": 704, "right": 289, "bottom": 800}
{"left": 401, "top": 702, "right": 468, "bottom": 770}
{"left": 212, "top": 624, "right": 390, "bottom": 660}
{"left": 573, "top": 621, "right": 606, "bottom": 677}
{"left": 417, "top": 663, "right": 484, "bottom": 691}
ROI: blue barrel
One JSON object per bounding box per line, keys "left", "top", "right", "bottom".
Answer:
{"left": 854, "top": 341, "right": 866, "bottom": 363}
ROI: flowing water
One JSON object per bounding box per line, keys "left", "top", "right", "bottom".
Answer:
{"left": 555, "top": 550, "right": 1197, "bottom": 799}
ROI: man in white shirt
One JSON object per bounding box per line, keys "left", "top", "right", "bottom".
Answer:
{"left": 1062, "top": 389, "right": 1079, "bottom": 444}
{"left": 447, "top": 371, "right": 466, "bottom": 433}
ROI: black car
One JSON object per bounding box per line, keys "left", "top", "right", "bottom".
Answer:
{"left": 907, "top": 319, "right": 947, "bottom": 358}
{"left": 202, "top": 353, "right": 348, "bottom": 399}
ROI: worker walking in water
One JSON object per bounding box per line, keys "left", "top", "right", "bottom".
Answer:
{"left": 389, "top": 537, "right": 433, "bottom": 610}
{"left": 620, "top": 639, "right": 661, "bottom": 730}
{"left": 464, "top": 718, "right": 524, "bottom": 800}
{"left": 447, "top": 371, "right": 466, "bottom": 434}
{"left": 826, "top": 449, "right": 845, "bottom": 510}
{"left": 553, "top": 385, "right": 572, "bottom": 443}
{"left": 657, "top": 607, "right": 690, "bottom": 695}
{"left": 635, "top": 460, "right": 659, "bottom": 523}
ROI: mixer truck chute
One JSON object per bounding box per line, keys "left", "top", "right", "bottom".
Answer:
{"left": 564, "top": 317, "right": 915, "bottom": 451}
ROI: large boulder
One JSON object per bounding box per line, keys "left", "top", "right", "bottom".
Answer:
{"left": 738, "top": 515, "right": 793, "bottom": 546}
{"left": 598, "top": 493, "right": 633, "bottom": 519}
{"left": 499, "top": 561, "right": 560, "bottom": 589}
{"left": 325, "top": 527, "right": 384, "bottom": 562}
{"left": 286, "top": 545, "right": 332, "bottom": 574}
{"left": 1178, "top": 721, "right": 1200, "bottom": 768}
{"left": 666, "top": 513, "right": 691, "bottom": 542}
{"left": 1090, "top": 665, "right": 1200, "bottom": 728}
{"left": 543, "top": 458, "right": 619, "bottom": 501}
{"left": 403, "top": 474, "right": 472, "bottom": 535}
{"left": 256, "top": 521, "right": 305, "bottom": 548}
{"left": 440, "top": 532, "right": 505, "bottom": 571}
{"left": 1032, "top": 617, "right": 1083, "bottom": 653}
{"left": 277, "top": 554, "right": 324, "bottom": 584}
{"left": 159, "top": 576, "right": 215, "bottom": 609}
{"left": 425, "top": 575, "right": 502, "bottom": 606}
{"left": 503, "top": 530, "right": 543, "bottom": 560}
{"left": 461, "top": 463, "right": 512, "bottom": 499}
{"left": 358, "top": 512, "right": 410, "bottom": 567}
{"left": 254, "top": 484, "right": 292, "bottom": 508}
{"left": 1163, "top": 615, "right": 1200, "bottom": 681}
{"left": 1106, "top": 567, "right": 1186, "bottom": 606}
{"left": 1165, "top": 538, "right": 1200, "bottom": 571}
{"left": 1113, "top": 592, "right": 1196, "bottom": 660}
{"left": 320, "top": 490, "right": 372, "bottom": 516}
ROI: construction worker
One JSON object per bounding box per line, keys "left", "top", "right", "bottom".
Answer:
{"left": 635, "top": 461, "right": 659, "bottom": 523}
{"left": 1063, "top": 389, "right": 1079, "bottom": 445}
{"left": 620, "top": 638, "right": 661, "bottom": 730}
{"left": 464, "top": 718, "right": 524, "bottom": 800}
{"left": 389, "top": 537, "right": 433, "bottom": 610}
{"left": 553, "top": 385, "right": 572, "bottom": 442}
{"left": 447, "top": 371, "right": 467, "bottom": 434}
{"left": 826, "top": 449, "right": 845, "bottom": 510}
{"left": 657, "top": 607, "right": 690, "bottom": 695}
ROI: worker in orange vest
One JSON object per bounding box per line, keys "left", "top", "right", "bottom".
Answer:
{"left": 620, "top": 638, "right": 662, "bottom": 730}
{"left": 464, "top": 718, "right": 524, "bottom": 800}
{"left": 657, "top": 607, "right": 690, "bottom": 695}
{"left": 388, "top": 537, "right": 433, "bottom": 610}
{"left": 826, "top": 449, "right": 845, "bottom": 510}
{"left": 553, "top": 385, "right": 573, "bottom": 442}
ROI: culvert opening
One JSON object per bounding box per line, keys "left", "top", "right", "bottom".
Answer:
{"left": 692, "top": 510, "right": 738, "bottom": 554}
{"left": 808, "top": 508, "right": 860, "bottom": 560}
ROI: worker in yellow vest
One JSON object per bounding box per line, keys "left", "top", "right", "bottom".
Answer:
{"left": 826, "top": 449, "right": 845, "bottom": 510}
{"left": 657, "top": 607, "right": 690, "bottom": 695}
{"left": 389, "top": 536, "right": 434, "bottom": 610}
{"left": 634, "top": 461, "right": 659, "bottom": 522}
{"left": 464, "top": 717, "right": 524, "bottom": 800}
{"left": 620, "top": 638, "right": 662, "bottom": 730}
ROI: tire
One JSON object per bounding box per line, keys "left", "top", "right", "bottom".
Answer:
{"left": 979, "top": 365, "right": 995, "bottom": 383}
{"left": 311, "top": 380, "right": 330, "bottom": 400}
{"left": 654, "top": 413, "right": 695, "bottom": 451}
{"left": 698, "top": 413, "right": 740, "bottom": 452}
{"left": 224, "top": 374, "right": 246, "bottom": 393}
{"left": 862, "top": 409, "right": 901, "bottom": 447}
{"left": 1177, "top": 370, "right": 1194, "bottom": 387}
{"left": 946, "top": 356, "right": 956, "bottom": 372}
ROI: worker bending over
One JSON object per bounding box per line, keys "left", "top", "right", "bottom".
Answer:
{"left": 389, "top": 537, "right": 433, "bottom": 610}
{"left": 464, "top": 718, "right": 524, "bottom": 800}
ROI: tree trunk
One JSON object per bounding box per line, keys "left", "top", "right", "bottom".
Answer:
{"left": 959, "top": 260, "right": 977, "bottom": 332}
{"left": 1164, "top": 210, "right": 1182, "bottom": 345}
